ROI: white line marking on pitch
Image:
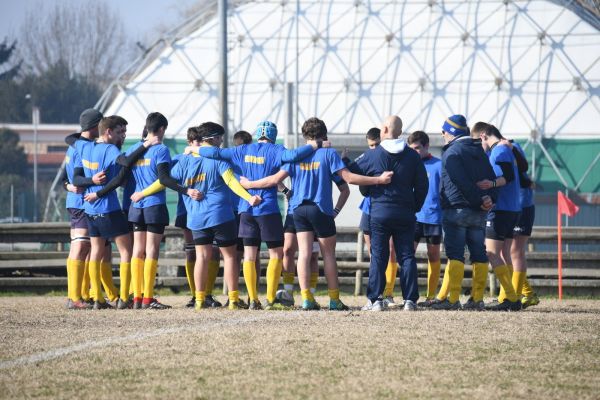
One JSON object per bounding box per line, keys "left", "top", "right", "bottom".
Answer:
{"left": 0, "top": 313, "right": 302, "bottom": 370}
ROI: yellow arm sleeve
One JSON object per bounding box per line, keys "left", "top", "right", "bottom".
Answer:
{"left": 221, "top": 169, "right": 251, "bottom": 201}
{"left": 141, "top": 179, "right": 166, "bottom": 197}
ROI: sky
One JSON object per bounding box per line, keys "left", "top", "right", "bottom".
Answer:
{"left": 0, "top": 0, "right": 199, "bottom": 44}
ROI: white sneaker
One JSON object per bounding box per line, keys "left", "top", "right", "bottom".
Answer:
{"left": 275, "top": 289, "right": 295, "bottom": 307}
{"left": 383, "top": 296, "right": 400, "bottom": 308}
{"left": 403, "top": 300, "right": 417, "bottom": 311}
{"left": 361, "top": 299, "right": 385, "bottom": 311}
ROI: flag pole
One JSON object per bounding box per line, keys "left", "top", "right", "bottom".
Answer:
{"left": 557, "top": 191, "right": 563, "bottom": 300}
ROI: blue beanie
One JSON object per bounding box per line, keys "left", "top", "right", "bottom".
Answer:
{"left": 442, "top": 115, "right": 468, "bottom": 136}
{"left": 255, "top": 121, "right": 278, "bottom": 142}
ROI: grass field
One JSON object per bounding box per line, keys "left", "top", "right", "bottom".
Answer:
{"left": 1, "top": 295, "right": 599, "bottom": 400}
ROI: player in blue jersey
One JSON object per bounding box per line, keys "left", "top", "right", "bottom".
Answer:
{"left": 125, "top": 112, "right": 195, "bottom": 310}
{"left": 78, "top": 115, "right": 158, "bottom": 309}
{"left": 241, "top": 117, "right": 393, "bottom": 311}
{"left": 60, "top": 109, "right": 106, "bottom": 309}
{"left": 406, "top": 131, "right": 443, "bottom": 307}
{"left": 188, "top": 121, "right": 324, "bottom": 310}
{"left": 475, "top": 123, "right": 522, "bottom": 311}
{"left": 171, "top": 122, "right": 262, "bottom": 310}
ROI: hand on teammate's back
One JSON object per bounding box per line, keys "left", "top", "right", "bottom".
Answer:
{"left": 378, "top": 171, "right": 394, "bottom": 184}
{"left": 187, "top": 188, "right": 204, "bottom": 201}
{"left": 248, "top": 195, "right": 262, "bottom": 206}
{"left": 92, "top": 171, "right": 106, "bottom": 185}
{"left": 476, "top": 179, "right": 493, "bottom": 190}
{"left": 130, "top": 192, "right": 144, "bottom": 203}
{"left": 480, "top": 195, "right": 493, "bottom": 211}
{"left": 144, "top": 135, "right": 161, "bottom": 147}
{"left": 239, "top": 176, "right": 251, "bottom": 189}
{"left": 84, "top": 192, "right": 98, "bottom": 203}
{"left": 67, "top": 184, "right": 84, "bottom": 194}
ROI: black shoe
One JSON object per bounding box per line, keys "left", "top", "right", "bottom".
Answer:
{"left": 486, "top": 300, "right": 522, "bottom": 311}
{"left": 431, "top": 299, "right": 461, "bottom": 310}
{"left": 205, "top": 295, "right": 222, "bottom": 308}
{"left": 116, "top": 298, "right": 133, "bottom": 310}
{"left": 185, "top": 297, "right": 196, "bottom": 308}
{"left": 93, "top": 301, "right": 114, "bottom": 310}
{"left": 417, "top": 298, "right": 440, "bottom": 308}
{"left": 142, "top": 298, "right": 172, "bottom": 310}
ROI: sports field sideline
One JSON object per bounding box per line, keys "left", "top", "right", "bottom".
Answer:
{"left": 1, "top": 295, "right": 599, "bottom": 400}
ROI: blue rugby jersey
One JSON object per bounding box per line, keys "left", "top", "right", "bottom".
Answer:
{"left": 125, "top": 141, "right": 172, "bottom": 208}
{"left": 170, "top": 154, "right": 236, "bottom": 230}
{"left": 513, "top": 142, "right": 534, "bottom": 208}
{"left": 198, "top": 142, "right": 314, "bottom": 216}
{"left": 281, "top": 148, "right": 346, "bottom": 216}
{"left": 171, "top": 154, "right": 187, "bottom": 217}
{"left": 416, "top": 155, "right": 442, "bottom": 224}
{"left": 80, "top": 142, "right": 123, "bottom": 215}
{"left": 64, "top": 145, "right": 83, "bottom": 209}
{"left": 489, "top": 143, "right": 521, "bottom": 212}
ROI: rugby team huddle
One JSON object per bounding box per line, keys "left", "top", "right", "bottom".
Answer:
{"left": 61, "top": 108, "right": 539, "bottom": 312}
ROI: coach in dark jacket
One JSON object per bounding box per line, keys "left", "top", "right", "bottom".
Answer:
{"left": 432, "top": 115, "right": 497, "bottom": 311}
{"left": 349, "top": 115, "right": 428, "bottom": 311}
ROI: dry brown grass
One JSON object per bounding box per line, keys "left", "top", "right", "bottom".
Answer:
{"left": 1, "top": 295, "right": 599, "bottom": 400}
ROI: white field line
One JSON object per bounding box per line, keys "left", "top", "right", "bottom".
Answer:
{"left": 0, "top": 313, "right": 302, "bottom": 370}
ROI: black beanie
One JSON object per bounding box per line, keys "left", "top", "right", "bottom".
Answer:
{"left": 79, "top": 108, "right": 103, "bottom": 131}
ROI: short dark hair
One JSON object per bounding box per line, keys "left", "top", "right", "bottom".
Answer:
{"left": 145, "top": 112, "right": 168, "bottom": 134}
{"left": 484, "top": 124, "right": 504, "bottom": 140}
{"left": 198, "top": 122, "right": 225, "bottom": 141}
{"left": 233, "top": 130, "right": 252, "bottom": 144}
{"left": 98, "top": 115, "right": 128, "bottom": 135}
{"left": 301, "top": 117, "right": 327, "bottom": 140}
{"left": 187, "top": 126, "right": 202, "bottom": 142}
{"left": 471, "top": 122, "right": 490, "bottom": 136}
{"left": 408, "top": 131, "right": 429, "bottom": 147}
{"left": 366, "top": 127, "right": 380, "bottom": 141}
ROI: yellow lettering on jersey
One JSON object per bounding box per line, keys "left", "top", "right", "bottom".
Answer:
{"left": 185, "top": 173, "right": 206, "bottom": 186}
{"left": 244, "top": 155, "right": 265, "bottom": 164}
{"left": 82, "top": 159, "right": 99, "bottom": 170}
{"left": 300, "top": 162, "right": 321, "bottom": 171}
{"left": 134, "top": 158, "right": 151, "bottom": 167}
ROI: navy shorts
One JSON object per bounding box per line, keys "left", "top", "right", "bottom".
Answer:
{"left": 284, "top": 213, "right": 296, "bottom": 234}
{"left": 192, "top": 219, "right": 237, "bottom": 247}
{"left": 129, "top": 204, "right": 169, "bottom": 234}
{"left": 68, "top": 208, "right": 88, "bottom": 230}
{"left": 514, "top": 205, "right": 535, "bottom": 237}
{"left": 87, "top": 210, "right": 130, "bottom": 239}
{"left": 235, "top": 213, "right": 244, "bottom": 251}
{"left": 486, "top": 210, "right": 520, "bottom": 241}
{"left": 359, "top": 212, "right": 370, "bottom": 235}
{"left": 293, "top": 203, "right": 336, "bottom": 238}
{"left": 239, "top": 212, "right": 283, "bottom": 248}
{"left": 175, "top": 213, "right": 187, "bottom": 230}
{"left": 414, "top": 222, "right": 442, "bottom": 245}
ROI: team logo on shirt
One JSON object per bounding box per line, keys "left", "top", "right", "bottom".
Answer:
{"left": 184, "top": 173, "right": 206, "bottom": 186}
{"left": 300, "top": 162, "right": 321, "bottom": 171}
{"left": 82, "top": 159, "right": 99, "bottom": 170}
{"left": 134, "top": 158, "right": 151, "bottom": 167}
{"left": 244, "top": 155, "right": 265, "bottom": 164}
{"left": 65, "top": 156, "right": 70, "bottom": 164}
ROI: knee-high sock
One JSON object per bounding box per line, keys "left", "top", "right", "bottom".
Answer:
{"left": 131, "top": 257, "right": 144, "bottom": 299}
{"left": 72, "top": 260, "right": 84, "bottom": 302}
{"left": 81, "top": 261, "right": 90, "bottom": 300}
{"left": 119, "top": 262, "right": 131, "bottom": 301}
{"left": 206, "top": 260, "right": 220, "bottom": 295}
{"left": 266, "top": 258, "right": 283, "bottom": 303}
{"left": 195, "top": 290, "right": 206, "bottom": 306}
{"left": 89, "top": 261, "right": 103, "bottom": 302}
{"left": 512, "top": 270, "right": 526, "bottom": 297}
{"left": 521, "top": 276, "right": 535, "bottom": 297}
{"left": 310, "top": 272, "right": 318, "bottom": 294}
{"left": 100, "top": 261, "right": 119, "bottom": 302}
{"left": 498, "top": 264, "right": 514, "bottom": 303}
{"left": 66, "top": 259, "right": 75, "bottom": 301}
{"left": 143, "top": 258, "right": 158, "bottom": 302}
{"left": 494, "top": 265, "right": 518, "bottom": 302}
{"left": 283, "top": 271, "right": 295, "bottom": 293}
{"left": 436, "top": 263, "right": 451, "bottom": 301}
{"left": 243, "top": 261, "right": 258, "bottom": 301}
{"left": 301, "top": 289, "right": 314, "bottom": 302}
{"left": 383, "top": 262, "right": 398, "bottom": 297}
{"left": 426, "top": 260, "right": 441, "bottom": 299}
{"left": 228, "top": 290, "right": 239, "bottom": 304}
{"left": 328, "top": 288, "right": 340, "bottom": 301}
{"left": 185, "top": 260, "right": 195, "bottom": 297}
{"left": 471, "top": 262, "right": 489, "bottom": 302}
{"left": 447, "top": 259, "right": 465, "bottom": 304}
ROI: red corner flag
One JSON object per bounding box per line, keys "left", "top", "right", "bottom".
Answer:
{"left": 558, "top": 191, "right": 580, "bottom": 217}
{"left": 557, "top": 191, "right": 580, "bottom": 300}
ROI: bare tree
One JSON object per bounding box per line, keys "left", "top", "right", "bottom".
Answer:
{"left": 18, "top": 0, "right": 133, "bottom": 86}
